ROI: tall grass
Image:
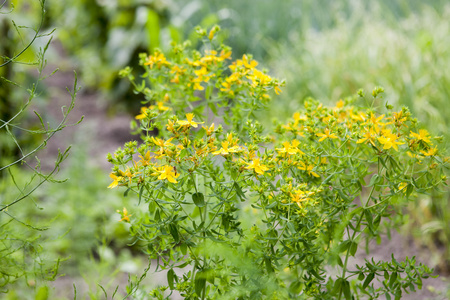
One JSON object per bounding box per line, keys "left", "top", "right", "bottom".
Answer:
{"left": 268, "top": 3, "right": 450, "bottom": 139}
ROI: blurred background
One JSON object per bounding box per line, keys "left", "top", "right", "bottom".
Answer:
{"left": 1, "top": 0, "right": 449, "bottom": 298}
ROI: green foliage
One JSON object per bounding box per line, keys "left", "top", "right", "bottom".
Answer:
{"left": 177, "top": 0, "right": 449, "bottom": 61}
{"left": 0, "top": 0, "right": 80, "bottom": 294}
{"left": 265, "top": 3, "right": 450, "bottom": 270}
{"left": 269, "top": 4, "right": 450, "bottom": 139}
{"left": 109, "top": 30, "right": 448, "bottom": 298}
{"left": 44, "top": 0, "right": 189, "bottom": 96}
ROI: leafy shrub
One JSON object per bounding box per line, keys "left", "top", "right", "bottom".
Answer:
{"left": 109, "top": 29, "right": 448, "bottom": 298}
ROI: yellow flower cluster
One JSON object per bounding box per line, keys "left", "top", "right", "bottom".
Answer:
{"left": 279, "top": 99, "right": 440, "bottom": 158}
{"left": 114, "top": 36, "right": 446, "bottom": 216}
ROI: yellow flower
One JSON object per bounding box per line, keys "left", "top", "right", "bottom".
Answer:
{"left": 152, "top": 137, "right": 174, "bottom": 148}
{"left": 166, "top": 119, "right": 176, "bottom": 133}
{"left": 392, "top": 110, "right": 408, "bottom": 126}
{"left": 274, "top": 85, "right": 282, "bottom": 95}
{"left": 123, "top": 167, "right": 140, "bottom": 185}
{"left": 202, "top": 123, "right": 215, "bottom": 136}
{"left": 117, "top": 207, "right": 132, "bottom": 222}
{"left": 420, "top": 146, "right": 438, "bottom": 157}
{"left": 212, "top": 141, "right": 240, "bottom": 156}
{"left": 377, "top": 130, "right": 404, "bottom": 151}
{"left": 290, "top": 189, "right": 315, "bottom": 208}
{"left": 335, "top": 99, "right": 344, "bottom": 109}
{"left": 356, "top": 128, "right": 377, "bottom": 147}
{"left": 410, "top": 129, "right": 431, "bottom": 144}
{"left": 316, "top": 128, "right": 339, "bottom": 142}
{"left": 149, "top": 101, "right": 170, "bottom": 112}
{"left": 144, "top": 51, "right": 171, "bottom": 69}
{"left": 398, "top": 182, "right": 408, "bottom": 193}
{"left": 138, "top": 151, "right": 152, "bottom": 167}
{"left": 177, "top": 113, "right": 204, "bottom": 128}
{"left": 108, "top": 173, "right": 123, "bottom": 189}
{"left": 236, "top": 54, "right": 258, "bottom": 69}
{"left": 276, "top": 140, "right": 304, "bottom": 156}
{"left": 135, "top": 107, "right": 149, "bottom": 120}
{"left": 152, "top": 165, "right": 180, "bottom": 183}
{"left": 364, "top": 113, "right": 386, "bottom": 133}
{"left": 298, "top": 161, "right": 320, "bottom": 178}
{"left": 244, "top": 158, "right": 269, "bottom": 175}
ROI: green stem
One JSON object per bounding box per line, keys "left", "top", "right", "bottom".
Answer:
{"left": 338, "top": 180, "right": 377, "bottom": 300}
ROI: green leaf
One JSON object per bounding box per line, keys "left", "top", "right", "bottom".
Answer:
{"left": 368, "top": 174, "right": 379, "bottom": 187}
{"left": 233, "top": 182, "right": 246, "bottom": 201}
{"left": 265, "top": 201, "right": 277, "bottom": 209}
{"left": 406, "top": 184, "right": 414, "bottom": 197}
{"left": 310, "top": 269, "right": 324, "bottom": 280}
{"left": 138, "top": 184, "right": 145, "bottom": 205}
{"left": 192, "top": 192, "right": 206, "bottom": 207}
{"left": 389, "top": 271, "right": 398, "bottom": 288}
{"left": 169, "top": 224, "right": 180, "bottom": 243}
{"left": 337, "top": 256, "right": 344, "bottom": 268}
{"left": 339, "top": 240, "right": 351, "bottom": 253}
{"left": 35, "top": 286, "right": 49, "bottom": 300}
{"left": 365, "top": 209, "right": 374, "bottom": 233}
{"left": 363, "top": 272, "right": 375, "bottom": 288}
{"left": 343, "top": 280, "right": 351, "bottom": 300}
{"left": 358, "top": 272, "right": 365, "bottom": 281}
{"left": 194, "top": 271, "right": 206, "bottom": 296}
{"left": 333, "top": 278, "right": 343, "bottom": 294}
{"left": 180, "top": 243, "right": 187, "bottom": 255}
{"left": 289, "top": 281, "right": 302, "bottom": 294}
{"left": 208, "top": 101, "right": 218, "bottom": 115}
{"left": 373, "top": 215, "right": 381, "bottom": 231}
{"left": 349, "top": 241, "right": 358, "bottom": 257}
{"left": 123, "top": 188, "right": 132, "bottom": 197}
{"left": 264, "top": 256, "right": 274, "bottom": 273}
{"left": 167, "top": 268, "right": 176, "bottom": 290}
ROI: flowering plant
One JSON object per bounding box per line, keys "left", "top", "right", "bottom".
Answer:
{"left": 109, "top": 27, "right": 448, "bottom": 299}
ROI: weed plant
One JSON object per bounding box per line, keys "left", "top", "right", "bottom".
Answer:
{"left": 109, "top": 28, "right": 448, "bottom": 298}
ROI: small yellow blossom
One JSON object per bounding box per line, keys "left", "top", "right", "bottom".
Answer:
{"left": 244, "top": 158, "right": 269, "bottom": 175}
{"left": 356, "top": 129, "right": 377, "bottom": 147}
{"left": 298, "top": 161, "right": 320, "bottom": 178}
{"left": 392, "top": 110, "right": 408, "bottom": 126}
{"left": 150, "top": 101, "right": 170, "bottom": 112}
{"left": 177, "top": 113, "right": 204, "bottom": 128}
{"left": 135, "top": 107, "right": 149, "bottom": 120}
{"left": 202, "top": 123, "right": 215, "bottom": 136}
{"left": 335, "top": 99, "right": 344, "bottom": 109}
{"left": 420, "top": 146, "right": 438, "bottom": 157}
{"left": 316, "top": 128, "right": 339, "bottom": 142}
{"left": 276, "top": 140, "right": 304, "bottom": 156}
{"left": 410, "top": 129, "right": 431, "bottom": 144}
{"left": 364, "top": 113, "right": 386, "bottom": 133}
{"left": 236, "top": 54, "right": 258, "bottom": 69}
{"left": 138, "top": 151, "right": 152, "bottom": 167}
{"left": 108, "top": 173, "right": 123, "bottom": 189}
{"left": 117, "top": 207, "right": 132, "bottom": 222}
{"left": 212, "top": 141, "right": 240, "bottom": 156}
{"left": 145, "top": 51, "right": 171, "bottom": 69}
{"left": 123, "top": 168, "right": 140, "bottom": 185}
{"left": 398, "top": 182, "right": 408, "bottom": 193}
{"left": 152, "top": 137, "right": 174, "bottom": 148}
{"left": 290, "top": 189, "right": 315, "bottom": 208}
{"left": 152, "top": 165, "right": 180, "bottom": 183}
{"left": 377, "top": 130, "right": 404, "bottom": 151}
{"left": 166, "top": 119, "right": 176, "bottom": 133}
